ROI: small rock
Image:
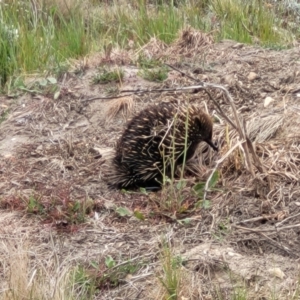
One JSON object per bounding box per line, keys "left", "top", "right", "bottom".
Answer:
{"left": 125, "top": 274, "right": 133, "bottom": 281}
{"left": 268, "top": 267, "right": 285, "bottom": 279}
{"left": 248, "top": 72, "right": 259, "bottom": 81}
{"left": 264, "top": 96, "right": 274, "bottom": 108}
{"left": 232, "top": 43, "right": 244, "bottom": 49}
{"left": 94, "top": 211, "right": 99, "bottom": 220}
{"left": 104, "top": 200, "right": 116, "bottom": 210}
{"left": 224, "top": 74, "right": 235, "bottom": 85}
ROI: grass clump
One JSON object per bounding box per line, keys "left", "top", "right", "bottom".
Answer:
{"left": 92, "top": 67, "right": 124, "bottom": 84}
{"left": 137, "top": 54, "right": 162, "bottom": 68}
{"left": 157, "top": 240, "right": 184, "bottom": 300}
{"left": 94, "top": 1, "right": 185, "bottom": 47}
{"left": 69, "top": 266, "right": 98, "bottom": 300}
{"left": 210, "top": 0, "right": 292, "bottom": 46}
{"left": 95, "top": 0, "right": 295, "bottom": 49}
{"left": 1, "top": 191, "right": 95, "bottom": 226}
{"left": 2, "top": 236, "right": 98, "bottom": 300}
{"left": 0, "top": 0, "right": 91, "bottom": 88}
{"left": 139, "top": 65, "right": 168, "bottom": 82}
{"left": 95, "top": 255, "right": 144, "bottom": 288}
{"left": 137, "top": 55, "right": 168, "bottom": 82}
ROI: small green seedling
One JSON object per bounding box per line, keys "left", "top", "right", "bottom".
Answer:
{"left": 139, "top": 66, "right": 168, "bottom": 82}
{"left": 92, "top": 68, "right": 124, "bottom": 84}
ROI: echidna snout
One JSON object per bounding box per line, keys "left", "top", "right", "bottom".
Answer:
{"left": 193, "top": 115, "right": 218, "bottom": 152}
{"left": 205, "top": 139, "right": 218, "bottom": 151}
{"left": 109, "top": 101, "right": 217, "bottom": 190}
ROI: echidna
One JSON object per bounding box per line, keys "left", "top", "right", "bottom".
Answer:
{"left": 109, "top": 101, "right": 218, "bottom": 190}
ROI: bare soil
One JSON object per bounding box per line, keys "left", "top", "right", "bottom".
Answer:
{"left": 1, "top": 36, "right": 300, "bottom": 299}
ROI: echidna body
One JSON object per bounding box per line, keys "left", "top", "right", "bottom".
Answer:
{"left": 110, "top": 101, "right": 217, "bottom": 190}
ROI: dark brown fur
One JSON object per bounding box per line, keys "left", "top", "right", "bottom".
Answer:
{"left": 109, "top": 101, "right": 217, "bottom": 190}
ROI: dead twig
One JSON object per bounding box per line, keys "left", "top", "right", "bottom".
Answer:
{"left": 276, "top": 223, "right": 300, "bottom": 231}
{"left": 275, "top": 212, "right": 300, "bottom": 227}
{"left": 232, "top": 224, "right": 298, "bottom": 257}
{"left": 236, "top": 215, "right": 276, "bottom": 224}
{"left": 165, "top": 63, "right": 204, "bottom": 84}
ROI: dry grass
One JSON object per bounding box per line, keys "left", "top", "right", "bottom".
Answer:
{"left": 0, "top": 213, "right": 76, "bottom": 300}
{"left": 132, "top": 28, "right": 214, "bottom": 65}
{"left": 106, "top": 96, "right": 135, "bottom": 123}
{"left": 165, "top": 27, "right": 214, "bottom": 61}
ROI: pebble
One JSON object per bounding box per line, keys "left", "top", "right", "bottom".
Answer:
{"left": 224, "top": 74, "right": 235, "bottom": 85}
{"left": 248, "top": 72, "right": 259, "bottom": 81}
{"left": 268, "top": 267, "right": 285, "bottom": 279}
{"left": 264, "top": 96, "right": 274, "bottom": 108}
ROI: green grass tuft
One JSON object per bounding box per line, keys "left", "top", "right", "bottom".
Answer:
{"left": 92, "top": 68, "right": 124, "bottom": 84}
{"left": 139, "top": 66, "right": 168, "bottom": 82}
{"left": 158, "top": 239, "right": 183, "bottom": 300}
{"left": 0, "top": 0, "right": 91, "bottom": 87}
{"left": 210, "top": 0, "right": 292, "bottom": 45}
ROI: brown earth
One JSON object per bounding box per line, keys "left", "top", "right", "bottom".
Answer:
{"left": 1, "top": 32, "right": 300, "bottom": 299}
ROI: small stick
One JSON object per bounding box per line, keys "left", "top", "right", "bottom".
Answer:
{"left": 236, "top": 215, "right": 272, "bottom": 224}
{"left": 276, "top": 223, "right": 300, "bottom": 231}
{"left": 232, "top": 224, "right": 298, "bottom": 257}
{"left": 82, "top": 85, "right": 204, "bottom": 102}
{"left": 275, "top": 212, "right": 300, "bottom": 227}
{"left": 165, "top": 63, "right": 204, "bottom": 84}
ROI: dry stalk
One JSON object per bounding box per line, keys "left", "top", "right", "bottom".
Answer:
{"left": 275, "top": 212, "right": 300, "bottom": 227}
{"left": 203, "top": 140, "right": 244, "bottom": 201}
{"left": 106, "top": 96, "right": 135, "bottom": 123}
{"left": 202, "top": 82, "right": 255, "bottom": 178}
{"left": 232, "top": 225, "right": 298, "bottom": 257}
{"left": 236, "top": 215, "right": 271, "bottom": 224}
